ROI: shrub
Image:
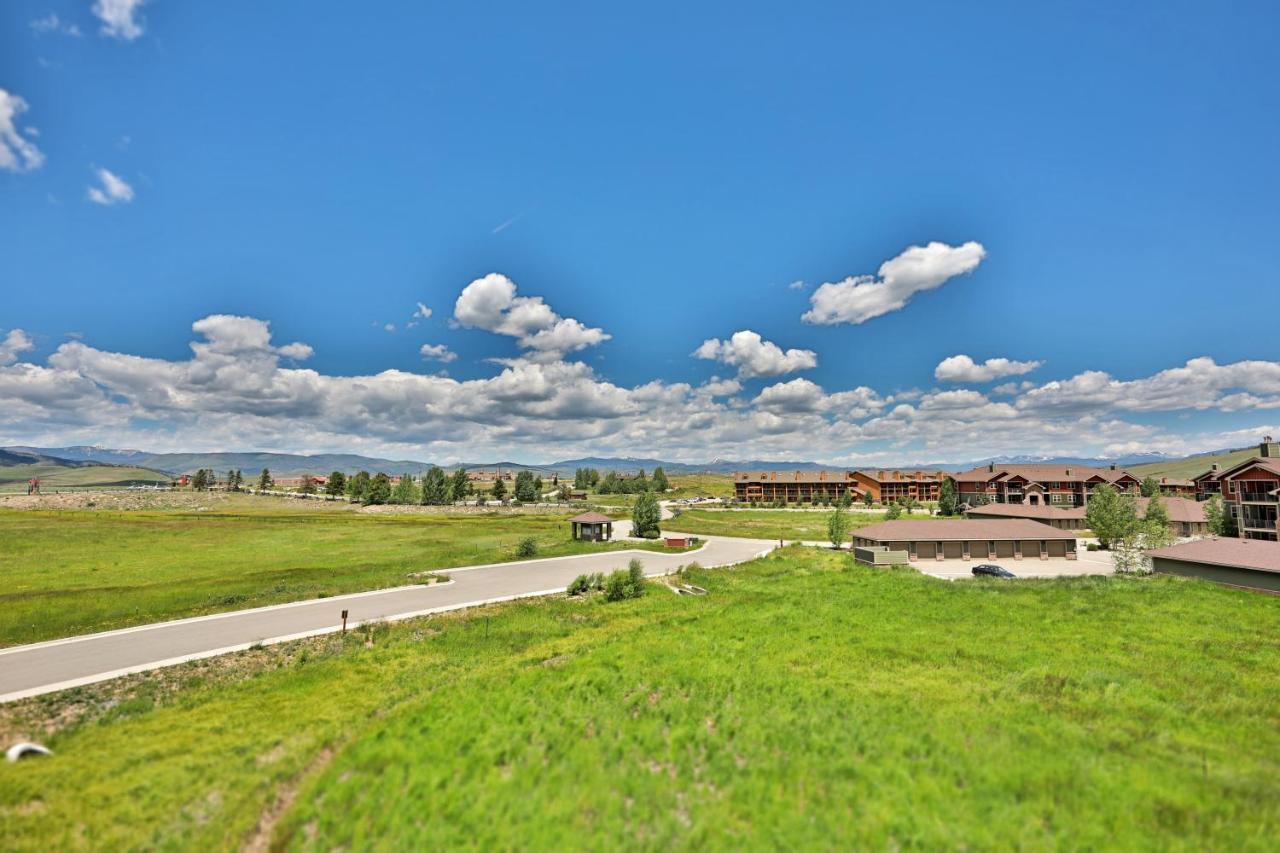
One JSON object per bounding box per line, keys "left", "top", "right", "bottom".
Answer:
{"left": 627, "top": 558, "right": 646, "bottom": 595}
{"left": 1086, "top": 542, "right": 1100, "bottom": 552}
{"left": 603, "top": 570, "right": 631, "bottom": 601}
{"left": 567, "top": 574, "right": 591, "bottom": 596}
{"left": 516, "top": 537, "right": 538, "bottom": 558}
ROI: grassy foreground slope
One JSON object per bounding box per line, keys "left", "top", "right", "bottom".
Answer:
{"left": 3, "top": 550, "right": 1277, "bottom": 849}
{"left": 0, "top": 501, "right": 655, "bottom": 645}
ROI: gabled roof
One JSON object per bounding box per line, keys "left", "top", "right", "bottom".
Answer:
{"left": 951, "top": 464, "right": 1137, "bottom": 485}
{"left": 1218, "top": 458, "right": 1280, "bottom": 480}
{"left": 964, "top": 496, "right": 1204, "bottom": 524}
{"left": 568, "top": 512, "right": 614, "bottom": 523}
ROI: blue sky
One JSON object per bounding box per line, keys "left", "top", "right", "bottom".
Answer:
{"left": 2, "top": 1, "right": 1279, "bottom": 463}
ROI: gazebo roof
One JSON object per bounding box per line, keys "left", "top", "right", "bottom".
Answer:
{"left": 568, "top": 512, "right": 614, "bottom": 523}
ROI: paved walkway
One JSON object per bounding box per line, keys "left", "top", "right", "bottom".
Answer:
{"left": 0, "top": 535, "right": 772, "bottom": 703}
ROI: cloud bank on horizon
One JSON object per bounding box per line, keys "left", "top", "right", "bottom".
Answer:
{"left": 2, "top": 245, "right": 1278, "bottom": 465}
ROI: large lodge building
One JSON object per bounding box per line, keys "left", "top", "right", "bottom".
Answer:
{"left": 732, "top": 469, "right": 945, "bottom": 504}
{"left": 1190, "top": 437, "right": 1280, "bottom": 542}
{"left": 951, "top": 463, "right": 1141, "bottom": 507}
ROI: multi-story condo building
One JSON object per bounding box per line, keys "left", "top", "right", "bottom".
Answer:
{"left": 1213, "top": 439, "right": 1280, "bottom": 542}
{"left": 950, "top": 463, "right": 1140, "bottom": 508}
{"left": 851, "top": 470, "right": 946, "bottom": 504}
{"left": 733, "top": 470, "right": 861, "bottom": 504}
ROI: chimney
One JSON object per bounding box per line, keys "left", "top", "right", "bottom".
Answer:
{"left": 988, "top": 462, "right": 995, "bottom": 473}
{"left": 1211, "top": 463, "right": 1219, "bottom": 472}
{"left": 1263, "top": 437, "right": 1278, "bottom": 458}
{"left": 1110, "top": 463, "right": 1117, "bottom": 471}
{"left": 1065, "top": 468, "right": 1072, "bottom": 477}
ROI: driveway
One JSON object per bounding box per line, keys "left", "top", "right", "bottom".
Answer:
{"left": 0, "top": 535, "right": 773, "bottom": 703}
{"left": 913, "top": 549, "right": 1115, "bottom": 581}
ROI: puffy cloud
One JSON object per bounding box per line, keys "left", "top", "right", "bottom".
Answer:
{"left": 454, "top": 273, "right": 609, "bottom": 356}
{"left": 0, "top": 330, "right": 36, "bottom": 365}
{"left": 0, "top": 90, "right": 44, "bottom": 173}
{"left": 419, "top": 343, "right": 457, "bottom": 363}
{"left": 93, "top": 0, "right": 146, "bottom": 40}
{"left": 408, "top": 302, "right": 432, "bottom": 328}
{"left": 30, "top": 14, "right": 82, "bottom": 36}
{"left": 1017, "top": 357, "right": 1280, "bottom": 414}
{"left": 693, "top": 330, "right": 817, "bottom": 379}
{"left": 802, "top": 241, "right": 986, "bottom": 325}
{"left": 935, "top": 354, "right": 1043, "bottom": 383}
{"left": 3, "top": 311, "right": 1280, "bottom": 466}
{"left": 87, "top": 168, "right": 135, "bottom": 205}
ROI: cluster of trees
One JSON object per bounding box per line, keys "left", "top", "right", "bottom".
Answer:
{"left": 1203, "top": 494, "right": 1238, "bottom": 537}
{"left": 188, "top": 469, "right": 220, "bottom": 491}
{"left": 338, "top": 467, "right": 476, "bottom": 506}
{"left": 572, "top": 468, "right": 600, "bottom": 490}
{"left": 595, "top": 467, "right": 670, "bottom": 495}
{"left": 224, "top": 470, "right": 245, "bottom": 491}
{"left": 1084, "top": 484, "right": 1180, "bottom": 573}
{"left": 567, "top": 560, "right": 648, "bottom": 601}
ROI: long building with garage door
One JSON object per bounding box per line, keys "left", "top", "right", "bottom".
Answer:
{"left": 852, "top": 519, "right": 1079, "bottom": 561}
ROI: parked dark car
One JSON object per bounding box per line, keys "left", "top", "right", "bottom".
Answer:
{"left": 971, "top": 564, "right": 1015, "bottom": 579}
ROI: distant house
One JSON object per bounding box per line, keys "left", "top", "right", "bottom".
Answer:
{"left": 950, "top": 463, "right": 1140, "bottom": 508}
{"left": 853, "top": 519, "right": 1078, "bottom": 561}
{"left": 1147, "top": 538, "right": 1280, "bottom": 593}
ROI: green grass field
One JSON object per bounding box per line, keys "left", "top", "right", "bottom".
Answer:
{"left": 1, "top": 549, "right": 1277, "bottom": 848}
{"left": 664, "top": 507, "right": 932, "bottom": 541}
{"left": 0, "top": 463, "right": 171, "bottom": 491}
{"left": 1128, "top": 448, "right": 1260, "bottom": 480}
{"left": 0, "top": 500, "right": 663, "bottom": 645}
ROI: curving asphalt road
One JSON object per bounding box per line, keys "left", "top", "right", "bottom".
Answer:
{"left": 0, "top": 534, "right": 774, "bottom": 703}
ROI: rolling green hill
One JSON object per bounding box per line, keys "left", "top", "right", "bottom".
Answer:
{"left": 1126, "top": 447, "right": 1260, "bottom": 480}
{"left": 0, "top": 463, "right": 171, "bottom": 490}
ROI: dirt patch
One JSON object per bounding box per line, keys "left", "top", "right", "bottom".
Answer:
{"left": 243, "top": 745, "right": 336, "bottom": 853}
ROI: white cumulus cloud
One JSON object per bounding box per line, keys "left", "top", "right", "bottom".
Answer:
{"left": 0, "top": 90, "right": 44, "bottom": 173}
{"left": 454, "top": 273, "right": 610, "bottom": 357}
{"left": 93, "top": 0, "right": 146, "bottom": 40}
{"left": 802, "top": 241, "right": 986, "bottom": 325}
{"left": 419, "top": 343, "right": 457, "bottom": 363}
{"left": 694, "top": 330, "right": 817, "bottom": 379}
{"left": 87, "top": 168, "right": 135, "bottom": 205}
{"left": 935, "top": 354, "right": 1043, "bottom": 383}
{"left": 0, "top": 329, "right": 36, "bottom": 365}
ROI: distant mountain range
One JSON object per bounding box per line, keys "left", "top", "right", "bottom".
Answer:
{"left": 2, "top": 445, "right": 1193, "bottom": 478}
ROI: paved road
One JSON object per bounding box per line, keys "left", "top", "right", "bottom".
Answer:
{"left": 0, "top": 536, "right": 773, "bottom": 703}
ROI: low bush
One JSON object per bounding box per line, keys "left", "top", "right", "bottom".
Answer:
{"left": 567, "top": 574, "right": 591, "bottom": 596}
{"left": 1086, "top": 542, "right": 1100, "bottom": 552}
{"left": 516, "top": 537, "right": 538, "bottom": 558}
{"left": 603, "top": 560, "right": 648, "bottom": 601}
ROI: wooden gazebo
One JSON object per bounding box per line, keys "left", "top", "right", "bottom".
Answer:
{"left": 569, "top": 511, "right": 614, "bottom": 542}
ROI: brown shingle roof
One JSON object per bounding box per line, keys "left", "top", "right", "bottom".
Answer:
{"left": 568, "top": 512, "right": 614, "bottom": 523}
{"left": 1147, "top": 538, "right": 1280, "bottom": 574}
{"left": 951, "top": 464, "right": 1136, "bottom": 485}
{"left": 854, "top": 519, "right": 1077, "bottom": 541}
{"left": 1221, "top": 459, "right": 1280, "bottom": 480}
{"left": 965, "top": 497, "right": 1204, "bottom": 524}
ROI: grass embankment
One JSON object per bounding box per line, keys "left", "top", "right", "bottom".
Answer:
{"left": 664, "top": 507, "right": 933, "bottom": 541}
{"left": 587, "top": 473, "right": 734, "bottom": 508}
{"left": 0, "top": 503, "right": 661, "bottom": 645}
{"left": 1, "top": 549, "right": 1277, "bottom": 848}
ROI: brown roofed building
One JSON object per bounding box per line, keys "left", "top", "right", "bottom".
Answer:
{"left": 965, "top": 496, "right": 1207, "bottom": 536}
{"left": 950, "top": 463, "right": 1140, "bottom": 508}
{"left": 733, "top": 470, "right": 862, "bottom": 504}
{"left": 853, "top": 518, "right": 1077, "bottom": 561}
{"left": 1216, "top": 447, "right": 1280, "bottom": 542}
{"left": 1147, "top": 537, "right": 1280, "bottom": 592}
{"left": 851, "top": 469, "right": 946, "bottom": 504}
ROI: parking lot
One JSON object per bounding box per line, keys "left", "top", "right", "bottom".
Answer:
{"left": 913, "top": 548, "right": 1115, "bottom": 581}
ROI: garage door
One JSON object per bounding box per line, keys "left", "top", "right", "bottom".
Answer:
{"left": 994, "top": 540, "right": 1015, "bottom": 558}
{"left": 942, "top": 541, "right": 964, "bottom": 560}
{"left": 915, "top": 542, "right": 936, "bottom": 559}
{"left": 1020, "top": 540, "right": 1044, "bottom": 559}
{"left": 1046, "top": 540, "right": 1068, "bottom": 557}
{"left": 969, "top": 541, "right": 989, "bottom": 559}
